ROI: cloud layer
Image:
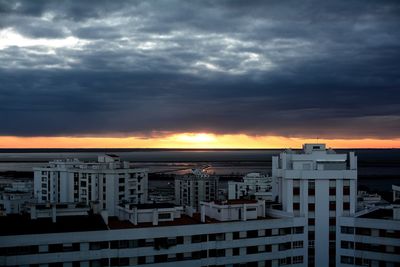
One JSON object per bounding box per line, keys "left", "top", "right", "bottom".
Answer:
{"left": 0, "top": 0, "right": 399, "bottom": 139}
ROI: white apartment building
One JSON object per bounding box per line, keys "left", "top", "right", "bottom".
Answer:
{"left": 272, "top": 144, "right": 358, "bottom": 267}
{"left": 175, "top": 169, "right": 218, "bottom": 211}
{"left": 33, "top": 154, "right": 148, "bottom": 216}
{"left": 228, "top": 173, "right": 273, "bottom": 201}
{"left": 0, "top": 200, "right": 307, "bottom": 267}
{"left": 339, "top": 205, "right": 400, "bottom": 267}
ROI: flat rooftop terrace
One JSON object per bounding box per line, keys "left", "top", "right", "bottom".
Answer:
{"left": 0, "top": 214, "right": 108, "bottom": 236}
{"left": 359, "top": 208, "right": 394, "bottom": 220}
{"left": 108, "top": 213, "right": 275, "bottom": 229}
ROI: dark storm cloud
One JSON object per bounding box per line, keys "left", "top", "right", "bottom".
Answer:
{"left": 0, "top": 0, "right": 399, "bottom": 139}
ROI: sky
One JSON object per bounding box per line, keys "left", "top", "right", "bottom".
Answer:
{"left": 0, "top": 0, "right": 399, "bottom": 148}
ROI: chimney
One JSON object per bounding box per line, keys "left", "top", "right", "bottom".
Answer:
{"left": 152, "top": 209, "right": 158, "bottom": 226}
{"left": 30, "top": 205, "right": 37, "bottom": 220}
{"left": 394, "top": 206, "right": 400, "bottom": 220}
{"left": 52, "top": 204, "right": 57, "bottom": 223}
{"left": 201, "top": 204, "right": 206, "bottom": 223}
{"left": 100, "top": 210, "right": 109, "bottom": 225}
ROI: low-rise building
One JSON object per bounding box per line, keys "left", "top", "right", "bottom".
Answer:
{"left": 175, "top": 169, "right": 218, "bottom": 211}
{"left": 0, "top": 181, "right": 33, "bottom": 214}
{"left": 228, "top": 173, "right": 273, "bottom": 201}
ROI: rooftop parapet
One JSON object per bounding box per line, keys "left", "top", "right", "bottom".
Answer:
{"left": 200, "top": 199, "right": 266, "bottom": 222}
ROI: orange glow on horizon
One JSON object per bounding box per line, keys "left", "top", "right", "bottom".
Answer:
{"left": 0, "top": 133, "right": 399, "bottom": 149}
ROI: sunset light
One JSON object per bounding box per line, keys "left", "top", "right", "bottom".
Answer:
{"left": 171, "top": 133, "right": 217, "bottom": 144}
{"left": 1, "top": 134, "right": 399, "bottom": 149}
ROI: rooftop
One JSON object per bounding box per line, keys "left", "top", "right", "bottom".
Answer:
{"left": 213, "top": 199, "right": 259, "bottom": 205}
{"left": 0, "top": 214, "right": 108, "bottom": 236}
{"left": 108, "top": 214, "right": 201, "bottom": 229}
{"left": 109, "top": 213, "right": 273, "bottom": 229}
{"left": 359, "top": 208, "right": 394, "bottom": 220}
{"left": 122, "top": 203, "right": 177, "bottom": 209}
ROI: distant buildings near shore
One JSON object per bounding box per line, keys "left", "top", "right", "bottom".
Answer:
{"left": 0, "top": 144, "right": 399, "bottom": 267}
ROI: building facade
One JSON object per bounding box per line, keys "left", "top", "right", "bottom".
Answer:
{"left": 272, "top": 144, "right": 358, "bottom": 267}
{"left": 175, "top": 169, "right": 218, "bottom": 211}
{"left": 0, "top": 181, "right": 33, "bottom": 215}
{"left": 33, "top": 155, "right": 148, "bottom": 216}
{"left": 228, "top": 173, "right": 273, "bottom": 201}
{"left": 0, "top": 200, "right": 307, "bottom": 267}
{"left": 338, "top": 206, "right": 400, "bottom": 267}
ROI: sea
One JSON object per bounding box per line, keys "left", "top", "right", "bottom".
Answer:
{"left": 0, "top": 149, "right": 399, "bottom": 194}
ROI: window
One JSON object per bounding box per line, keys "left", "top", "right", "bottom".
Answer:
{"left": 308, "top": 231, "right": 315, "bottom": 239}
{"left": 293, "top": 241, "right": 303, "bottom": 248}
{"left": 138, "top": 256, "right": 146, "bottom": 264}
{"left": 293, "top": 203, "right": 300, "bottom": 210}
{"left": 89, "top": 242, "right": 108, "bottom": 250}
{"left": 233, "top": 247, "right": 240, "bottom": 256}
{"left": 158, "top": 213, "right": 171, "bottom": 220}
{"left": 233, "top": 232, "right": 240, "bottom": 240}
{"left": 329, "top": 201, "right": 336, "bottom": 210}
{"left": 279, "top": 228, "right": 291, "bottom": 235}
{"left": 293, "top": 187, "right": 300, "bottom": 195}
{"left": 191, "top": 234, "right": 207, "bottom": 243}
{"left": 343, "top": 186, "right": 350, "bottom": 195}
{"left": 340, "top": 256, "right": 354, "bottom": 264}
{"left": 247, "top": 230, "right": 258, "bottom": 238}
{"left": 279, "top": 257, "right": 291, "bottom": 266}
{"left": 208, "top": 249, "right": 217, "bottom": 257}
{"left": 216, "top": 249, "right": 227, "bottom": 257}
{"left": 176, "top": 253, "right": 183, "bottom": 261}
{"left": 343, "top": 202, "right": 350, "bottom": 210}
{"left": 341, "top": 226, "right": 354, "bottom": 234}
{"left": 356, "top": 227, "right": 371, "bottom": 236}
{"left": 308, "top": 181, "right": 315, "bottom": 195}
{"left": 341, "top": 241, "right": 354, "bottom": 249}
{"left": 209, "top": 234, "right": 216, "bottom": 241}
{"left": 329, "top": 187, "right": 336, "bottom": 195}
{"left": 192, "top": 251, "right": 201, "bottom": 259}
{"left": 215, "top": 233, "right": 225, "bottom": 241}
{"left": 154, "top": 254, "right": 168, "bottom": 263}
{"left": 293, "top": 227, "right": 304, "bottom": 234}
{"left": 308, "top": 203, "right": 315, "bottom": 211}
{"left": 293, "top": 256, "right": 303, "bottom": 264}
{"left": 279, "top": 242, "right": 291, "bottom": 251}
{"left": 176, "top": 236, "right": 184, "bottom": 244}
{"left": 246, "top": 246, "right": 258, "bottom": 254}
